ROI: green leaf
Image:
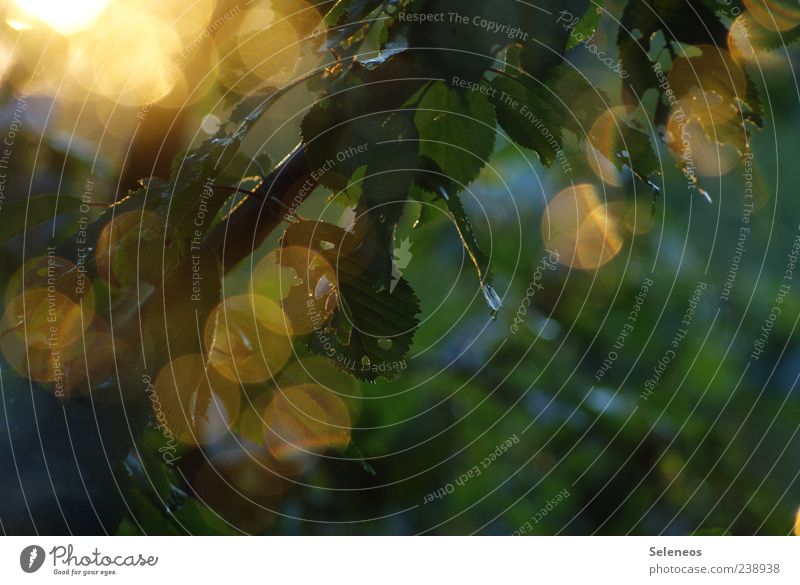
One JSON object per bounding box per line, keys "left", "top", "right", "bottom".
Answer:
{"left": 324, "top": 0, "right": 383, "bottom": 29}
{"left": 302, "top": 84, "right": 421, "bottom": 288}
{"left": 117, "top": 487, "right": 181, "bottom": 535}
{"left": 516, "top": 0, "right": 589, "bottom": 76}
{"left": 410, "top": 184, "right": 447, "bottom": 228}
{"left": 301, "top": 61, "right": 425, "bottom": 192}
{"left": 746, "top": 21, "right": 800, "bottom": 51}
{"left": 279, "top": 220, "right": 420, "bottom": 381}
{"left": 743, "top": 72, "right": 764, "bottom": 128}
{"left": 551, "top": 67, "right": 609, "bottom": 136}
{"left": 136, "top": 428, "right": 184, "bottom": 502}
{"left": 440, "top": 187, "right": 501, "bottom": 315}
{"left": 0, "top": 194, "right": 84, "bottom": 242}
{"left": 355, "top": 110, "right": 419, "bottom": 287}
{"left": 405, "top": 0, "right": 519, "bottom": 79}
{"left": 120, "top": 442, "right": 238, "bottom": 536}
{"left": 300, "top": 100, "right": 376, "bottom": 191}
{"left": 323, "top": 0, "right": 384, "bottom": 58}
{"left": 329, "top": 164, "right": 367, "bottom": 206}
{"left": 616, "top": 4, "right": 763, "bottom": 166}
{"left": 491, "top": 75, "right": 563, "bottom": 167}
{"left": 499, "top": 64, "right": 659, "bottom": 180}
{"left": 566, "top": 1, "right": 604, "bottom": 50}
{"left": 171, "top": 499, "right": 240, "bottom": 536}
{"left": 415, "top": 81, "right": 496, "bottom": 190}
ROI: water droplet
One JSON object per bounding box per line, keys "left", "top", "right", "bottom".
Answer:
{"left": 315, "top": 275, "right": 333, "bottom": 300}
{"left": 378, "top": 338, "right": 392, "bottom": 350}
{"left": 482, "top": 284, "right": 502, "bottom": 315}
{"left": 646, "top": 180, "right": 661, "bottom": 194}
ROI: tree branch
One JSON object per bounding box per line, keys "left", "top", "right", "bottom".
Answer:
{"left": 202, "top": 143, "right": 315, "bottom": 271}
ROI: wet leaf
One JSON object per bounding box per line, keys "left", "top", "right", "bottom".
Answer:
{"left": 279, "top": 220, "right": 420, "bottom": 381}
{"left": 414, "top": 81, "right": 496, "bottom": 191}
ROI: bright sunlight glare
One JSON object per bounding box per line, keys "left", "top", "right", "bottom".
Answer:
{"left": 11, "top": 0, "right": 110, "bottom": 35}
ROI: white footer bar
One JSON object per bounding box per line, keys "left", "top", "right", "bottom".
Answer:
{"left": 1, "top": 536, "right": 797, "bottom": 584}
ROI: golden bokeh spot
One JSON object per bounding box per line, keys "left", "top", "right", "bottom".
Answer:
{"left": 66, "top": 2, "right": 182, "bottom": 106}
{"left": 669, "top": 46, "right": 745, "bottom": 108}
{"left": 3, "top": 330, "right": 117, "bottom": 397}
{"left": 585, "top": 142, "right": 623, "bottom": 187}
{"left": 251, "top": 249, "right": 301, "bottom": 303}
{"left": 3, "top": 0, "right": 224, "bottom": 106}
{"left": 214, "top": 0, "right": 302, "bottom": 94}
{"left": 687, "top": 90, "right": 742, "bottom": 140}
{"left": 204, "top": 294, "right": 293, "bottom": 384}
{"left": 0, "top": 325, "right": 51, "bottom": 384}
{"left": 665, "top": 103, "right": 740, "bottom": 178}
{"left": 6, "top": 255, "right": 95, "bottom": 326}
{"left": 275, "top": 0, "right": 325, "bottom": 41}
{"left": 578, "top": 205, "right": 624, "bottom": 268}
{"left": 587, "top": 107, "right": 642, "bottom": 184}
{"left": 264, "top": 383, "right": 351, "bottom": 466}
{"left": 1, "top": 288, "right": 84, "bottom": 350}
{"left": 542, "top": 183, "right": 624, "bottom": 270}
{"left": 149, "top": 0, "right": 216, "bottom": 44}
{"left": 153, "top": 353, "right": 242, "bottom": 446}
{"left": 744, "top": 0, "right": 800, "bottom": 31}
{"left": 666, "top": 48, "right": 749, "bottom": 162}
{"left": 153, "top": 62, "right": 211, "bottom": 109}
{"left": 0, "top": 282, "right": 94, "bottom": 395}
{"left": 96, "top": 210, "right": 184, "bottom": 288}
{"left": 4, "top": 28, "right": 71, "bottom": 96}
{"left": 277, "top": 356, "right": 361, "bottom": 419}
{"left": 728, "top": 14, "right": 788, "bottom": 68}
{"left": 728, "top": 15, "right": 759, "bottom": 63}
{"left": 0, "top": 311, "right": 68, "bottom": 394}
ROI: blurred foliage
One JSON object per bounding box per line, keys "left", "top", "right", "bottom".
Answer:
{"left": 0, "top": 0, "right": 798, "bottom": 536}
